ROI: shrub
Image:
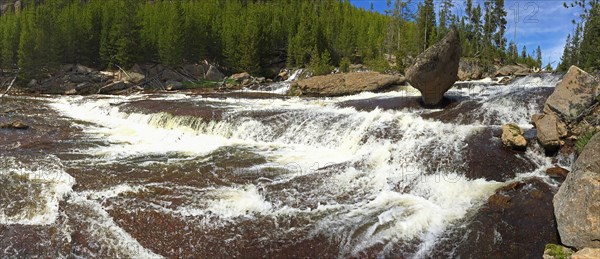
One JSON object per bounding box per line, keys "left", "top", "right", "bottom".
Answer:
{"left": 575, "top": 128, "right": 599, "bottom": 154}
{"left": 339, "top": 57, "right": 351, "bottom": 73}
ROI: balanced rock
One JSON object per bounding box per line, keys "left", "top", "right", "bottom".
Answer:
{"left": 406, "top": 26, "right": 461, "bottom": 106}
{"left": 554, "top": 132, "right": 600, "bottom": 249}
{"left": 544, "top": 65, "right": 600, "bottom": 123}
{"left": 501, "top": 123, "right": 527, "bottom": 150}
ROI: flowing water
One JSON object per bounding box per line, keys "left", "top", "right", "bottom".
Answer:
{"left": 0, "top": 73, "right": 571, "bottom": 258}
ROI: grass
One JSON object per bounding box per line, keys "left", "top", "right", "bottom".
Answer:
{"left": 575, "top": 128, "right": 599, "bottom": 154}
{"left": 544, "top": 244, "right": 573, "bottom": 259}
{"left": 181, "top": 78, "right": 237, "bottom": 89}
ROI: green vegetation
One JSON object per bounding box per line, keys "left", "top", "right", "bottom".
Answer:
{"left": 558, "top": 1, "right": 600, "bottom": 71}
{"left": 544, "top": 244, "right": 573, "bottom": 259}
{"left": 0, "top": 0, "right": 546, "bottom": 80}
{"left": 575, "top": 128, "right": 599, "bottom": 154}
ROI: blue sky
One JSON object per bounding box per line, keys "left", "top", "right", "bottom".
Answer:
{"left": 350, "top": 0, "right": 583, "bottom": 68}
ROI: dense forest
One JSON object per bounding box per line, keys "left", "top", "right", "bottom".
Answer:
{"left": 557, "top": 0, "right": 600, "bottom": 71}
{"left": 0, "top": 0, "right": 546, "bottom": 80}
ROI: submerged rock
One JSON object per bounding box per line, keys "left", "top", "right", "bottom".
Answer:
{"left": 501, "top": 123, "right": 527, "bottom": 150}
{"left": 554, "top": 132, "right": 600, "bottom": 249}
{"left": 0, "top": 120, "right": 29, "bottom": 130}
{"left": 405, "top": 27, "right": 461, "bottom": 106}
{"left": 544, "top": 66, "right": 599, "bottom": 123}
{"left": 291, "top": 72, "right": 402, "bottom": 96}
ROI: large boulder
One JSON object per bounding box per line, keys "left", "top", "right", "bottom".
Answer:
{"left": 205, "top": 65, "right": 224, "bottom": 81}
{"left": 543, "top": 65, "right": 600, "bottom": 123}
{"left": 494, "top": 64, "right": 531, "bottom": 77}
{"left": 572, "top": 248, "right": 600, "bottom": 259}
{"left": 291, "top": 72, "right": 402, "bottom": 96}
{"left": 533, "top": 113, "right": 562, "bottom": 153}
{"left": 501, "top": 123, "right": 527, "bottom": 150}
{"left": 554, "top": 132, "right": 600, "bottom": 249}
{"left": 230, "top": 72, "right": 252, "bottom": 82}
{"left": 405, "top": 27, "right": 461, "bottom": 106}
{"left": 97, "top": 81, "right": 131, "bottom": 94}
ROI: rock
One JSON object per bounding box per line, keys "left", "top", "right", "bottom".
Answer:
{"left": 255, "top": 77, "right": 266, "bottom": 84}
{"left": 546, "top": 166, "right": 570, "bottom": 180}
{"left": 0, "top": 120, "right": 29, "bottom": 130}
{"left": 68, "top": 74, "right": 91, "bottom": 84}
{"left": 554, "top": 132, "right": 600, "bottom": 249}
{"left": 230, "top": 72, "right": 251, "bottom": 82}
{"left": 75, "top": 64, "right": 94, "bottom": 74}
{"left": 458, "top": 58, "right": 483, "bottom": 81}
{"left": 534, "top": 113, "right": 562, "bottom": 153}
{"left": 405, "top": 27, "right": 461, "bottom": 106}
{"left": 543, "top": 244, "right": 574, "bottom": 259}
{"left": 182, "top": 64, "right": 207, "bottom": 79}
{"left": 501, "top": 123, "right": 527, "bottom": 150}
{"left": 205, "top": 65, "right": 224, "bottom": 81}
{"left": 494, "top": 64, "right": 531, "bottom": 77}
{"left": 165, "top": 81, "right": 184, "bottom": 91}
{"left": 98, "top": 81, "right": 130, "bottom": 94}
{"left": 543, "top": 66, "right": 600, "bottom": 123}
{"left": 292, "top": 72, "right": 402, "bottom": 96}
{"left": 277, "top": 70, "right": 289, "bottom": 81}
{"left": 498, "top": 76, "right": 515, "bottom": 85}
{"left": 572, "top": 247, "right": 600, "bottom": 259}
{"left": 64, "top": 89, "right": 77, "bottom": 95}
{"left": 27, "top": 79, "right": 37, "bottom": 87}
{"left": 118, "top": 71, "right": 145, "bottom": 84}
{"left": 60, "top": 64, "right": 75, "bottom": 72}
{"left": 160, "top": 68, "right": 184, "bottom": 82}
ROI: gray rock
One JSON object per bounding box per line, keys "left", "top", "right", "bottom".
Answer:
{"left": 75, "top": 64, "right": 94, "bottom": 74}
{"left": 292, "top": 72, "right": 402, "bottom": 96}
{"left": 458, "top": 58, "right": 484, "bottom": 81}
{"left": 182, "top": 64, "right": 207, "bottom": 79}
{"left": 405, "top": 27, "right": 461, "bottom": 106}
{"left": 230, "top": 72, "right": 251, "bottom": 82}
{"left": 160, "top": 68, "right": 184, "bottom": 82}
{"left": 534, "top": 113, "right": 562, "bottom": 152}
{"left": 98, "top": 81, "right": 130, "bottom": 94}
{"left": 494, "top": 64, "right": 531, "bottom": 77}
{"left": 554, "top": 132, "right": 600, "bottom": 249}
{"left": 165, "top": 81, "right": 184, "bottom": 91}
{"left": 205, "top": 65, "right": 224, "bottom": 81}
{"left": 544, "top": 65, "right": 600, "bottom": 123}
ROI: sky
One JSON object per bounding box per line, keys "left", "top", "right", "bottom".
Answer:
{"left": 350, "top": 0, "right": 583, "bottom": 68}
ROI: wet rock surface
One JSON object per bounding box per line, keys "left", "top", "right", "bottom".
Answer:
{"left": 430, "top": 178, "right": 559, "bottom": 258}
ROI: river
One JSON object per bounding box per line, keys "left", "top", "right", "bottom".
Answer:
{"left": 0, "top": 74, "right": 572, "bottom": 258}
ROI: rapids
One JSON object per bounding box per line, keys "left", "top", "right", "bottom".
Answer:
{"left": 0, "top": 73, "right": 571, "bottom": 258}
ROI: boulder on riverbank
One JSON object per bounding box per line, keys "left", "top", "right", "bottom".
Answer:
{"left": 553, "top": 132, "right": 600, "bottom": 250}
{"left": 290, "top": 72, "right": 403, "bottom": 96}
{"left": 494, "top": 64, "right": 531, "bottom": 77}
{"left": 458, "top": 58, "right": 484, "bottom": 81}
{"left": 532, "top": 65, "right": 599, "bottom": 154}
{"left": 543, "top": 66, "right": 599, "bottom": 123}
{"left": 405, "top": 27, "right": 461, "bottom": 106}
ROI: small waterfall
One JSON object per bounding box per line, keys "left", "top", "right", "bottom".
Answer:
{"left": 37, "top": 73, "right": 564, "bottom": 258}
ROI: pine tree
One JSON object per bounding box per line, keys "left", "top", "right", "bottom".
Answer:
{"left": 417, "top": 0, "right": 436, "bottom": 51}
{"left": 535, "top": 45, "right": 542, "bottom": 67}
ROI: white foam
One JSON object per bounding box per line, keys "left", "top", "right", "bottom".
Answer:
{"left": 0, "top": 156, "right": 75, "bottom": 225}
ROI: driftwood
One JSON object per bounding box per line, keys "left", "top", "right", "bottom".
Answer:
{"left": 0, "top": 75, "right": 17, "bottom": 99}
